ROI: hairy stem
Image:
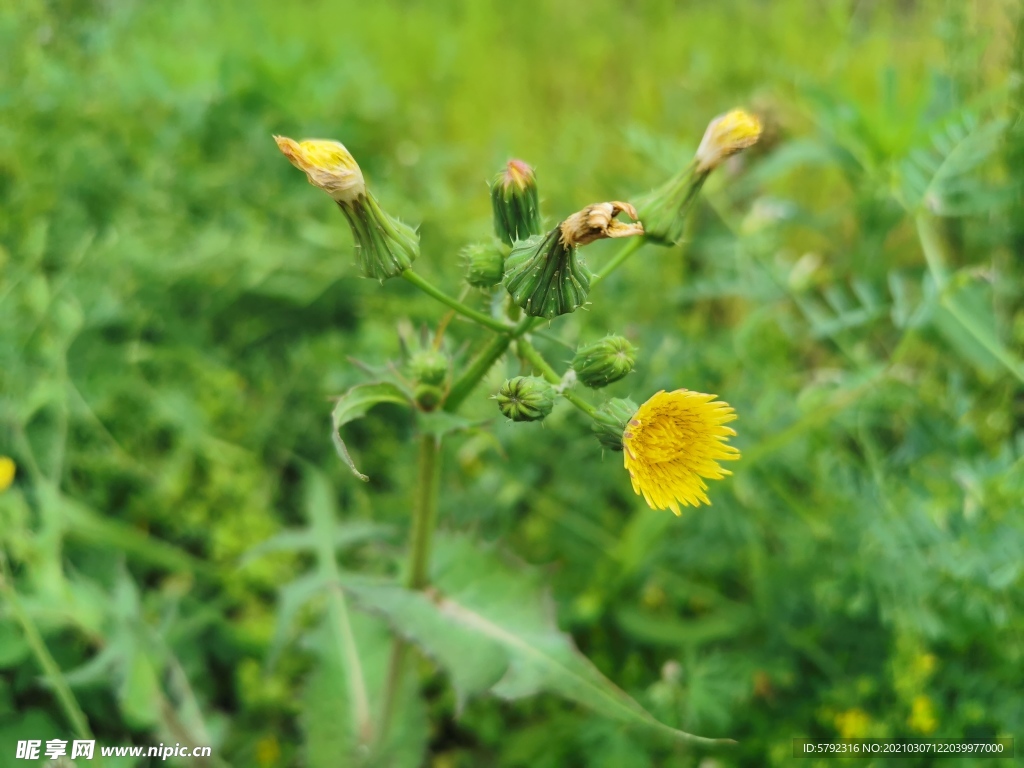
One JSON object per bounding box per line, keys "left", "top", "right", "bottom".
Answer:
{"left": 516, "top": 338, "right": 599, "bottom": 419}
{"left": 377, "top": 433, "right": 442, "bottom": 747}
{"left": 402, "top": 269, "right": 510, "bottom": 333}
{"left": 590, "top": 236, "right": 644, "bottom": 288}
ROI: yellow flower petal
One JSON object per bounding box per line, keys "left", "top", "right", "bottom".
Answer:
{"left": 274, "top": 135, "right": 366, "bottom": 203}
{"left": 694, "top": 109, "right": 762, "bottom": 173}
{"left": 0, "top": 456, "right": 16, "bottom": 492}
{"left": 622, "top": 389, "right": 740, "bottom": 514}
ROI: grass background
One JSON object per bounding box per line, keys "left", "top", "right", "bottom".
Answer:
{"left": 1, "top": 0, "right": 1022, "bottom": 765}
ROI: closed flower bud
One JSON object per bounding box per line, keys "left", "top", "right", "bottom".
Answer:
{"left": 591, "top": 398, "right": 638, "bottom": 451}
{"left": 275, "top": 135, "right": 419, "bottom": 281}
{"left": 414, "top": 383, "right": 445, "bottom": 412}
{"left": 461, "top": 241, "right": 507, "bottom": 288}
{"left": 636, "top": 109, "right": 761, "bottom": 246}
{"left": 491, "top": 159, "right": 542, "bottom": 246}
{"left": 572, "top": 335, "right": 636, "bottom": 388}
{"left": 503, "top": 202, "right": 643, "bottom": 318}
{"left": 407, "top": 348, "right": 449, "bottom": 386}
{"left": 494, "top": 376, "right": 556, "bottom": 422}
{"left": 694, "top": 109, "right": 762, "bottom": 174}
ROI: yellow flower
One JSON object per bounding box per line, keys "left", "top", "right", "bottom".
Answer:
{"left": 908, "top": 694, "right": 938, "bottom": 735}
{"left": 834, "top": 707, "right": 872, "bottom": 739}
{"left": 694, "top": 109, "right": 763, "bottom": 173}
{"left": 274, "top": 136, "right": 366, "bottom": 203}
{"left": 622, "top": 390, "right": 740, "bottom": 513}
{"left": 0, "top": 456, "right": 15, "bottom": 492}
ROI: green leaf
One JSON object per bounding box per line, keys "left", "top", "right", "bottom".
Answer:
{"left": 331, "top": 383, "right": 410, "bottom": 481}
{"left": 302, "top": 609, "right": 427, "bottom": 768}
{"left": 899, "top": 113, "right": 1009, "bottom": 216}
{"left": 615, "top": 605, "right": 754, "bottom": 647}
{"left": 119, "top": 647, "right": 162, "bottom": 729}
{"left": 0, "top": 621, "right": 29, "bottom": 669}
{"left": 345, "top": 534, "right": 734, "bottom": 746}
{"left": 240, "top": 520, "right": 392, "bottom": 566}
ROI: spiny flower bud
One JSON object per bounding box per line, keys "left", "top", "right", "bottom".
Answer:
{"left": 636, "top": 109, "right": 761, "bottom": 246}
{"left": 503, "top": 202, "right": 644, "bottom": 318}
{"left": 572, "top": 335, "right": 637, "bottom": 388}
{"left": 591, "top": 398, "right": 638, "bottom": 451}
{"left": 275, "top": 135, "right": 419, "bottom": 281}
{"left": 461, "top": 241, "right": 507, "bottom": 288}
{"left": 494, "top": 376, "right": 556, "bottom": 422}
{"left": 694, "top": 109, "right": 763, "bottom": 174}
{"left": 491, "top": 159, "right": 542, "bottom": 246}
{"left": 407, "top": 348, "right": 449, "bottom": 386}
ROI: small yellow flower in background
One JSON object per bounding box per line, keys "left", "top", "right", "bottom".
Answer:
{"left": 694, "top": 109, "right": 763, "bottom": 173}
{"left": 622, "top": 389, "right": 740, "bottom": 513}
{"left": 834, "top": 707, "right": 872, "bottom": 739}
{"left": 0, "top": 456, "right": 15, "bottom": 492}
{"left": 274, "top": 136, "right": 366, "bottom": 203}
{"left": 908, "top": 694, "right": 938, "bottom": 735}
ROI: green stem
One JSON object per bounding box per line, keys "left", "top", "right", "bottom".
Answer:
{"left": 445, "top": 332, "right": 515, "bottom": 412}
{"left": 590, "top": 236, "right": 644, "bottom": 288}
{"left": 402, "top": 269, "right": 510, "bottom": 333}
{"left": 0, "top": 550, "right": 93, "bottom": 742}
{"left": 516, "top": 338, "right": 599, "bottom": 419}
{"left": 445, "top": 237, "right": 648, "bottom": 413}
{"left": 406, "top": 435, "right": 442, "bottom": 589}
{"left": 377, "top": 433, "right": 442, "bottom": 747}
{"left": 915, "top": 213, "right": 1024, "bottom": 383}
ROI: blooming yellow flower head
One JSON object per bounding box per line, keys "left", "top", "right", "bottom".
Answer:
{"left": 622, "top": 389, "right": 740, "bottom": 513}
{"left": 0, "top": 456, "right": 15, "bottom": 492}
{"left": 274, "top": 136, "right": 366, "bottom": 203}
{"left": 694, "top": 109, "right": 763, "bottom": 173}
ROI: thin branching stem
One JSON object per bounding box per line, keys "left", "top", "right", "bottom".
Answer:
{"left": 402, "top": 269, "right": 510, "bottom": 333}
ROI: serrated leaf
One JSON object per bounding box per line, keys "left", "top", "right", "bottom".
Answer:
{"left": 345, "top": 534, "right": 733, "bottom": 746}
{"left": 331, "top": 383, "right": 410, "bottom": 481}
{"left": 302, "top": 609, "right": 427, "bottom": 768}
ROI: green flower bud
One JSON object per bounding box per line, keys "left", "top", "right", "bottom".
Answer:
{"left": 636, "top": 110, "right": 762, "bottom": 246}
{"left": 275, "top": 135, "right": 419, "bottom": 281}
{"left": 491, "top": 159, "right": 542, "bottom": 246}
{"left": 591, "top": 398, "right": 639, "bottom": 451}
{"left": 414, "top": 383, "right": 445, "bottom": 412}
{"left": 461, "top": 241, "right": 507, "bottom": 288}
{"left": 572, "top": 335, "right": 636, "bottom": 388}
{"left": 407, "top": 348, "right": 449, "bottom": 386}
{"left": 503, "top": 201, "right": 643, "bottom": 318}
{"left": 495, "top": 376, "right": 556, "bottom": 422}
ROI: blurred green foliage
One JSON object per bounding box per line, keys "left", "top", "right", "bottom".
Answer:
{"left": 1, "top": 0, "right": 1023, "bottom": 766}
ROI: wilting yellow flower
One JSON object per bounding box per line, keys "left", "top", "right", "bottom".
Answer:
{"left": 0, "top": 456, "right": 15, "bottom": 492}
{"left": 274, "top": 136, "right": 366, "bottom": 203}
{"left": 503, "top": 201, "right": 644, "bottom": 318}
{"left": 694, "top": 109, "right": 763, "bottom": 173}
{"left": 622, "top": 390, "right": 740, "bottom": 513}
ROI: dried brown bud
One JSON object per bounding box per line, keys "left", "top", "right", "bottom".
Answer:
{"left": 559, "top": 202, "right": 644, "bottom": 247}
